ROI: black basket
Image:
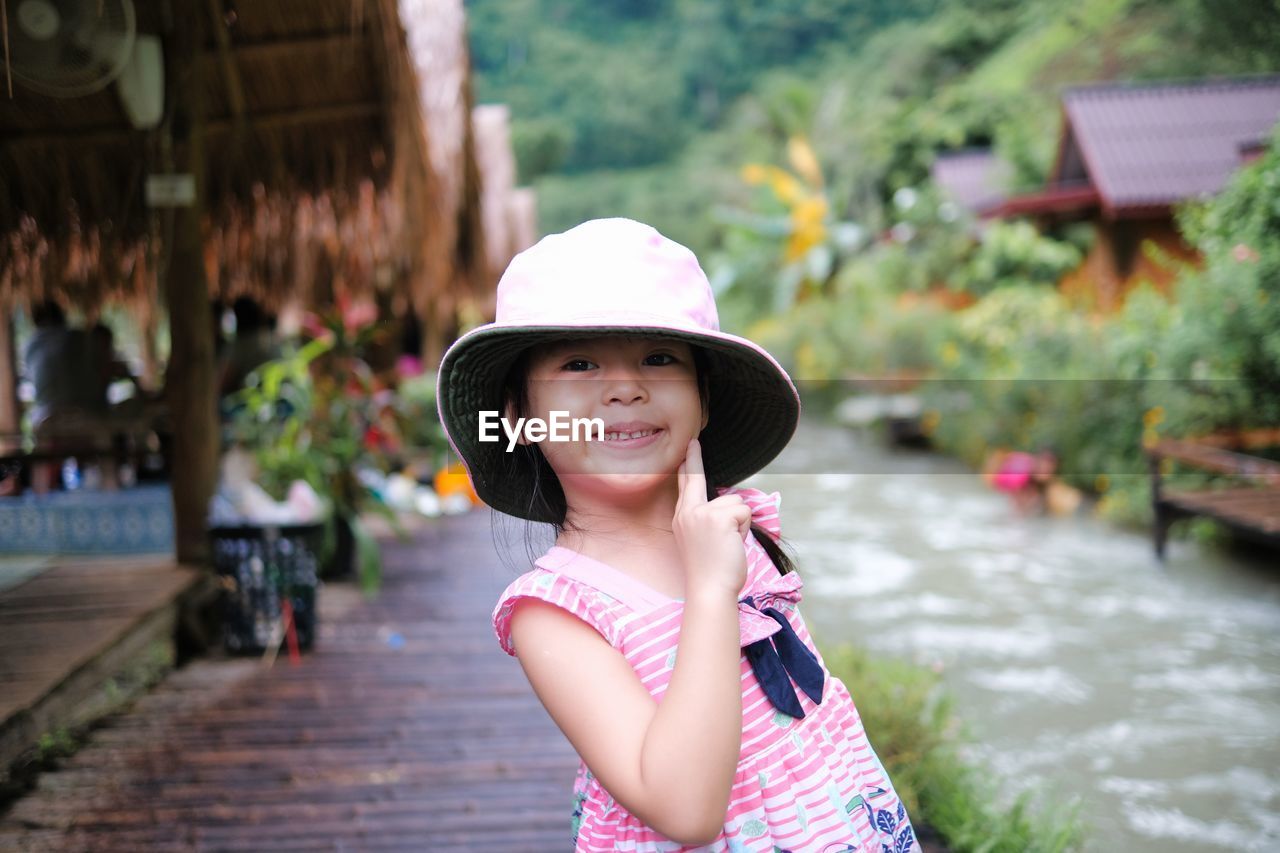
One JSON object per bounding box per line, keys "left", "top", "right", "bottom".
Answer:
{"left": 210, "top": 522, "right": 324, "bottom": 654}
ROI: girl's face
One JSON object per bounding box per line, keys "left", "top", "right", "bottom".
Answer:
{"left": 513, "top": 336, "right": 707, "bottom": 503}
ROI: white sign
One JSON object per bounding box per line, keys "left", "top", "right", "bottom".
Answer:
{"left": 146, "top": 174, "right": 196, "bottom": 208}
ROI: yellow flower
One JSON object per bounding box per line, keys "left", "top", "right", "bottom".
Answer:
{"left": 767, "top": 167, "right": 804, "bottom": 205}
{"left": 1094, "top": 473, "right": 1110, "bottom": 493}
{"left": 741, "top": 163, "right": 768, "bottom": 185}
{"left": 941, "top": 342, "right": 960, "bottom": 365}
{"left": 793, "top": 195, "right": 827, "bottom": 227}
{"left": 1160, "top": 457, "right": 1174, "bottom": 477}
{"left": 1142, "top": 428, "right": 1160, "bottom": 448}
{"left": 787, "top": 136, "right": 824, "bottom": 189}
{"left": 785, "top": 197, "right": 828, "bottom": 261}
{"left": 1143, "top": 406, "right": 1165, "bottom": 428}
{"left": 921, "top": 410, "right": 940, "bottom": 434}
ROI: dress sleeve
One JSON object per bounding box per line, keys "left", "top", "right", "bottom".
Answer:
{"left": 716, "top": 485, "right": 783, "bottom": 541}
{"left": 492, "top": 569, "right": 620, "bottom": 657}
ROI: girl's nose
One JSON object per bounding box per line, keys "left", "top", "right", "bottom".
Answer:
{"left": 600, "top": 364, "right": 647, "bottom": 404}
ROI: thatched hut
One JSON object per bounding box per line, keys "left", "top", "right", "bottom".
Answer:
{"left": 0, "top": 0, "right": 498, "bottom": 562}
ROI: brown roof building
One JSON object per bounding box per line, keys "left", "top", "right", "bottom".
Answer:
{"left": 990, "top": 76, "right": 1280, "bottom": 310}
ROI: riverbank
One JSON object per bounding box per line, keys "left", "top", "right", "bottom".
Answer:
{"left": 824, "top": 643, "right": 1084, "bottom": 853}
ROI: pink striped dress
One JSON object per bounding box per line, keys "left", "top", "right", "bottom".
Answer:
{"left": 492, "top": 486, "right": 916, "bottom": 852}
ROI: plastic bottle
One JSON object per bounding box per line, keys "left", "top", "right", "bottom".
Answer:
{"left": 61, "top": 458, "right": 81, "bottom": 490}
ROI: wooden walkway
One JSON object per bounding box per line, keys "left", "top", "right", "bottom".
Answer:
{"left": 0, "top": 557, "right": 207, "bottom": 786}
{"left": 0, "top": 510, "right": 579, "bottom": 851}
{"left": 1148, "top": 435, "right": 1280, "bottom": 560}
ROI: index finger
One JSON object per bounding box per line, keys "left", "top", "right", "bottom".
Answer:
{"left": 677, "top": 438, "right": 706, "bottom": 510}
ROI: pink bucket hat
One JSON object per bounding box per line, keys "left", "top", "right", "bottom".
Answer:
{"left": 435, "top": 217, "right": 800, "bottom": 522}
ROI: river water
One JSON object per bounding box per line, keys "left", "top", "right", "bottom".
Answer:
{"left": 748, "top": 417, "right": 1280, "bottom": 852}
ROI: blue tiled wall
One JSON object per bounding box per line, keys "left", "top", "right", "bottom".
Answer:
{"left": 0, "top": 485, "right": 174, "bottom": 554}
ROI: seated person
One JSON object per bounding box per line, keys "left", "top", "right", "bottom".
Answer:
{"left": 24, "top": 300, "right": 108, "bottom": 492}
{"left": 218, "top": 297, "right": 282, "bottom": 398}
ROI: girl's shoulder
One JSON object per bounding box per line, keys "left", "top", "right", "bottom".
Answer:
{"left": 491, "top": 563, "right": 625, "bottom": 657}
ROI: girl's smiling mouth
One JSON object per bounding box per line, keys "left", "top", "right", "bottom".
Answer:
{"left": 598, "top": 422, "right": 664, "bottom": 448}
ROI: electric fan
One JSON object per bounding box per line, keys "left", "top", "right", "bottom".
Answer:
{"left": 4, "top": 0, "right": 137, "bottom": 98}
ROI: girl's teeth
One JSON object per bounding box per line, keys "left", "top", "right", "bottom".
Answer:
{"left": 605, "top": 429, "right": 656, "bottom": 441}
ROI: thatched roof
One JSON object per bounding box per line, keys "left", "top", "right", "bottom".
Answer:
{"left": 396, "top": 0, "right": 486, "bottom": 345}
{"left": 0, "top": 0, "right": 486, "bottom": 325}
{"left": 472, "top": 104, "right": 537, "bottom": 315}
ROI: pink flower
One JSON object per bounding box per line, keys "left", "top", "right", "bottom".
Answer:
{"left": 1233, "top": 243, "right": 1259, "bottom": 263}
{"left": 335, "top": 291, "right": 378, "bottom": 334}
{"left": 301, "top": 312, "right": 334, "bottom": 343}
{"left": 396, "top": 354, "right": 424, "bottom": 378}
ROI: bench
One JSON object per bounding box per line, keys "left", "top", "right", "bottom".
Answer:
{"left": 0, "top": 427, "right": 167, "bottom": 495}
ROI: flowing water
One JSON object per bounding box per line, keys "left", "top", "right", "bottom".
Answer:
{"left": 749, "top": 417, "right": 1280, "bottom": 852}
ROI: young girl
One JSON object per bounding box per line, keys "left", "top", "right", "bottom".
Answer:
{"left": 436, "top": 218, "right": 916, "bottom": 852}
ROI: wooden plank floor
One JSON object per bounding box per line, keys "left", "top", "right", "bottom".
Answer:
{"left": 0, "top": 510, "right": 580, "bottom": 852}
{"left": 1164, "top": 486, "right": 1280, "bottom": 534}
{"left": 0, "top": 556, "right": 205, "bottom": 779}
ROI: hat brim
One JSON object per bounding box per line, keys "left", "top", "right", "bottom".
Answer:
{"left": 436, "top": 324, "right": 801, "bottom": 522}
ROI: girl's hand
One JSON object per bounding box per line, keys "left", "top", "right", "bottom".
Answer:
{"left": 673, "top": 438, "right": 751, "bottom": 601}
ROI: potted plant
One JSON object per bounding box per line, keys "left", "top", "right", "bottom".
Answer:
{"left": 228, "top": 293, "right": 403, "bottom": 595}
{"left": 388, "top": 366, "right": 450, "bottom": 475}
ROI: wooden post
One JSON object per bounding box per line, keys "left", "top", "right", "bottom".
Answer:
{"left": 0, "top": 308, "right": 20, "bottom": 453}
{"left": 163, "top": 2, "right": 218, "bottom": 566}
{"left": 1149, "top": 451, "right": 1169, "bottom": 562}
{"left": 140, "top": 306, "right": 161, "bottom": 392}
{"left": 1093, "top": 222, "right": 1121, "bottom": 313}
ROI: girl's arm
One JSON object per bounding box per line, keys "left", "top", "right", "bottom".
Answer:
{"left": 512, "top": 440, "right": 750, "bottom": 844}
{"left": 510, "top": 586, "right": 742, "bottom": 845}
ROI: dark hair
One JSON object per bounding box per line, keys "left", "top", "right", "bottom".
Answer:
{"left": 499, "top": 337, "right": 796, "bottom": 577}
{"left": 231, "top": 296, "right": 268, "bottom": 333}
{"left": 31, "top": 300, "right": 65, "bottom": 327}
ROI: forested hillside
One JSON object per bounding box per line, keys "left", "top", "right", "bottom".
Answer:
{"left": 467, "top": 0, "right": 939, "bottom": 175}
{"left": 466, "top": 0, "right": 1280, "bottom": 253}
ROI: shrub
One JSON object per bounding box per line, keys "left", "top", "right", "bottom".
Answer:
{"left": 823, "top": 643, "right": 1086, "bottom": 852}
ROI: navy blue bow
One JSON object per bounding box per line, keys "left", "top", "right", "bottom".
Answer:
{"left": 740, "top": 594, "right": 825, "bottom": 718}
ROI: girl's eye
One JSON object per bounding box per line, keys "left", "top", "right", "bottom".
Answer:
{"left": 560, "top": 352, "right": 676, "bottom": 371}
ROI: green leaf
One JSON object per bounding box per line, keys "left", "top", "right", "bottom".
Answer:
{"left": 350, "top": 516, "right": 383, "bottom": 598}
